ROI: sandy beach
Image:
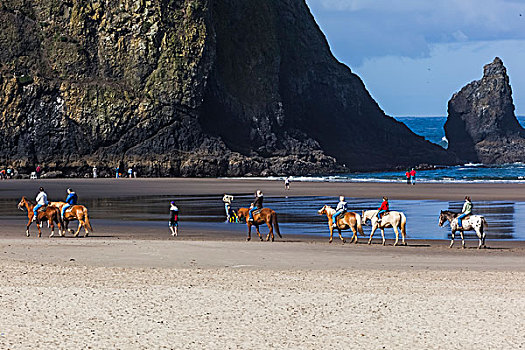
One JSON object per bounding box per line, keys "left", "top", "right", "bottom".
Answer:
{"left": 1, "top": 178, "right": 524, "bottom": 348}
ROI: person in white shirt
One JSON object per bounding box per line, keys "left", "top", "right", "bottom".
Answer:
{"left": 332, "top": 196, "right": 348, "bottom": 228}
{"left": 222, "top": 194, "right": 234, "bottom": 221}
{"left": 33, "top": 187, "right": 48, "bottom": 221}
{"left": 169, "top": 201, "right": 179, "bottom": 236}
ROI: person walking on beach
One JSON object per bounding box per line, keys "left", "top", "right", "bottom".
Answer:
{"left": 36, "top": 165, "right": 42, "bottom": 179}
{"left": 284, "top": 177, "right": 290, "bottom": 190}
{"left": 128, "top": 167, "right": 133, "bottom": 178}
{"left": 33, "top": 187, "right": 48, "bottom": 222}
{"left": 332, "top": 196, "right": 348, "bottom": 228}
{"left": 92, "top": 166, "right": 97, "bottom": 178}
{"left": 410, "top": 168, "right": 417, "bottom": 185}
{"left": 249, "top": 190, "right": 264, "bottom": 222}
{"left": 376, "top": 196, "right": 389, "bottom": 223}
{"left": 457, "top": 196, "right": 472, "bottom": 229}
{"left": 222, "top": 194, "right": 234, "bottom": 221}
{"left": 116, "top": 166, "right": 120, "bottom": 178}
{"left": 169, "top": 201, "right": 179, "bottom": 236}
{"left": 405, "top": 170, "right": 411, "bottom": 185}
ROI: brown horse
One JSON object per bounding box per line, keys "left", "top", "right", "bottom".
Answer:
{"left": 317, "top": 205, "right": 364, "bottom": 243}
{"left": 49, "top": 202, "right": 94, "bottom": 237}
{"left": 17, "top": 197, "right": 63, "bottom": 238}
{"left": 237, "top": 207, "right": 282, "bottom": 242}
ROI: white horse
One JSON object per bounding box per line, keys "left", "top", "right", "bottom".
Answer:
{"left": 438, "top": 210, "right": 488, "bottom": 249}
{"left": 362, "top": 210, "right": 407, "bottom": 246}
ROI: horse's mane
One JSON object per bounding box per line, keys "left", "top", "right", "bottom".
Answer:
{"left": 441, "top": 210, "right": 459, "bottom": 217}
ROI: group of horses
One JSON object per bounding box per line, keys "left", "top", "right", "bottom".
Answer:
{"left": 17, "top": 197, "right": 93, "bottom": 238}
{"left": 235, "top": 204, "right": 489, "bottom": 249}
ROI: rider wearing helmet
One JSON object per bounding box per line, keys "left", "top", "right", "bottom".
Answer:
{"left": 457, "top": 196, "right": 472, "bottom": 229}
{"left": 377, "top": 196, "right": 389, "bottom": 223}
{"left": 249, "top": 190, "right": 264, "bottom": 222}
{"left": 332, "top": 196, "right": 348, "bottom": 228}
{"left": 61, "top": 188, "right": 78, "bottom": 219}
{"left": 33, "top": 187, "right": 48, "bottom": 221}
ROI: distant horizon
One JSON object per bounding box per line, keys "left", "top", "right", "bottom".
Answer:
{"left": 393, "top": 115, "right": 525, "bottom": 118}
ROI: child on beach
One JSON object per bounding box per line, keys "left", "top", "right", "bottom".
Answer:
{"left": 169, "top": 201, "right": 179, "bottom": 236}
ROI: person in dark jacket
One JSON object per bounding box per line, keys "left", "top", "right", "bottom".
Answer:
{"left": 61, "top": 188, "right": 78, "bottom": 219}
{"left": 249, "top": 190, "right": 264, "bottom": 222}
{"left": 169, "top": 201, "right": 179, "bottom": 236}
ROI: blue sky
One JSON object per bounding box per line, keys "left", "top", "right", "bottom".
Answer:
{"left": 306, "top": 0, "right": 525, "bottom": 116}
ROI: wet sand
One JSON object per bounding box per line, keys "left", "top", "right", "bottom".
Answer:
{"left": 1, "top": 178, "right": 524, "bottom": 348}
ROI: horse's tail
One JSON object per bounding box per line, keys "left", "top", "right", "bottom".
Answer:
{"left": 481, "top": 217, "right": 488, "bottom": 228}
{"left": 272, "top": 211, "right": 282, "bottom": 238}
{"left": 400, "top": 212, "right": 407, "bottom": 237}
{"left": 84, "top": 208, "right": 94, "bottom": 232}
{"left": 356, "top": 214, "right": 365, "bottom": 236}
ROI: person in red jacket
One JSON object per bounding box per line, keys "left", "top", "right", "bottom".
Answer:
{"left": 410, "top": 168, "right": 416, "bottom": 185}
{"left": 377, "top": 196, "right": 389, "bottom": 223}
{"left": 405, "top": 170, "right": 411, "bottom": 185}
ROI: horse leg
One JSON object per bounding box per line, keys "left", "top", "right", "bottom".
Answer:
{"left": 36, "top": 222, "right": 42, "bottom": 238}
{"left": 337, "top": 228, "right": 345, "bottom": 244}
{"left": 460, "top": 230, "right": 465, "bottom": 249}
{"left": 476, "top": 228, "right": 482, "bottom": 249}
{"left": 329, "top": 224, "right": 334, "bottom": 243}
{"left": 73, "top": 221, "right": 82, "bottom": 237}
{"left": 349, "top": 225, "right": 357, "bottom": 244}
{"left": 393, "top": 225, "right": 400, "bottom": 246}
{"left": 266, "top": 220, "right": 274, "bottom": 242}
{"left": 368, "top": 225, "right": 377, "bottom": 245}
{"left": 26, "top": 219, "right": 31, "bottom": 237}
{"left": 381, "top": 228, "right": 386, "bottom": 246}
{"left": 246, "top": 223, "right": 252, "bottom": 241}
{"left": 49, "top": 222, "right": 55, "bottom": 238}
{"left": 449, "top": 230, "right": 455, "bottom": 248}
{"left": 255, "top": 225, "right": 263, "bottom": 241}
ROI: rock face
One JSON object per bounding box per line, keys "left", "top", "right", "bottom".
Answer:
{"left": 445, "top": 57, "right": 525, "bottom": 163}
{"left": 0, "top": 0, "right": 453, "bottom": 176}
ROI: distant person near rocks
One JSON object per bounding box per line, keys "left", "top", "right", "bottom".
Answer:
{"left": 6, "top": 168, "right": 12, "bottom": 179}
{"left": 169, "top": 201, "right": 179, "bottom": 236}
{"left": 405, "top": 170, "right": 411, "bottom": 185}
{"left": 284, "top": 177, "right": 290, "bottom": 190}
{"left": 92, "top": 166, "right": 97, "bottom": 178}
{"left": 128, "top": 167, "right": 133, "bottom": 178}
{"left": 36, "top": 165, "right": 42, "bottom": 179}
{"left": 410, "top": 168, "right": 417, "bottom": 185}
{"left": 116, "top": 166, "right": 120, "bottom": 178}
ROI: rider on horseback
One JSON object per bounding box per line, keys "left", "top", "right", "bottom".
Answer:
{"left": 32, "top": 187, "right": 48, "bottom": 222}
{"left": 249, "top": 190, "right": 264, "bottom": 222}
{"left": 61, "top": 188, "right": 78, "bottom": 219}
{"left": 376, "top": 196, "right": 389, "bottom": 223}
{"left": 457, "top": 196, "right": 472, "bottom": 229}
{"left": 332, "top": 196, "right": 348, "bottom": 228}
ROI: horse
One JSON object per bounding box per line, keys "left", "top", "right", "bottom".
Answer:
{"left": 438, "top": 210, "right": 488, "bottom": 249}
{"left": 17, "top": 197, "right": 63, "bottom": 238}
{"left": 317, "top": 205, "right": 364, "bottom": 244}
{"left": 362, "top": 209, "right": 407, "bottom": 246}
{"left": 237, "top": 207, "right": 282, "bottom": 242}
{"left": 49, "top": 201, "right": 93, "bottom": 237}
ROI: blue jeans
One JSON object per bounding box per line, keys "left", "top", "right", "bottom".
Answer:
{"left": 225, "top": 203, "right": 230, "bottom": 218}
{"left": 61, "top": 204, "right": 71, "bottom": 218}
{"left": 249, "top": 207, "right": 259, "bottom": 220}
{"left": 377, "top": 210, "right": 387, "bottom": 220}
{"left": 457, "top": 213, "right": 467, "bottom": 227}
{"left": 332, "top": 210, "right": 344, "bottom": 224}
{"left": 33, "top": 204, "right": 44, "bottom": 219}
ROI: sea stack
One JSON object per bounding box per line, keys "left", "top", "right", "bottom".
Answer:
{"left": 445, "top": 57, "right": 525, "bottom": 163}
{"left": 0, "top": 0, "right": 453, "bottom": 176}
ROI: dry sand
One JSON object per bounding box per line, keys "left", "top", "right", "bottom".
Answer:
{"left": 1, "top": 178, "right": 524, "bottom": 349}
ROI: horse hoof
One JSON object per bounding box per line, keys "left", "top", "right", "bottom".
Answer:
{"left": 342, "top": 240, "right": 346, "bottom": 244}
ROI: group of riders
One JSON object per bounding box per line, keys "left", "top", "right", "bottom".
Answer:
{"left": 32, "top": 187, "right": 78, "bottom": 222}
{"left": 226, "top": 190, "right": 475, "bottom": 231}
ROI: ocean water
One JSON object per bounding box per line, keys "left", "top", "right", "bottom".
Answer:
{"left": 251, "top": 116, "right": 525, "bottom": 183}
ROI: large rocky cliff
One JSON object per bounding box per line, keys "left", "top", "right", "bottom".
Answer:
{"left": 0, "top": 0, "right": 453, "bottom": 176}
{"left": 445, "top": 57, "right": 525, "bottom": 164}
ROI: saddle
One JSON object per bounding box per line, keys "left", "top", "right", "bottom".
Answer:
{"left": 251, "top": 208, "right": 262, "bottom": 216}
{"left": 37, "top": 205, "right": 48, "bottom": 212}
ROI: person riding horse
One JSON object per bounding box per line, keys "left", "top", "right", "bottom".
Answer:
{"left": 33, "top": 187, "right": 48, "bottom": 221}
{"left": 377, "top": 196, "right": 389, "bottom": 223}
{"left": 457, "top": 196, "right": 472, "bottom": 229}
{"left": 332, "top": 196, "right": 348, "bottom": 228}
{"left": 249, "top": 190, "right": 264, "bottom": 222}
{"left": 61, "top": 188, "right": 78, "bottom": 219}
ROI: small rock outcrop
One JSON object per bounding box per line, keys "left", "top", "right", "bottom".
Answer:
{"left": 445, "top": 57, "right": 525, "bottom": 163}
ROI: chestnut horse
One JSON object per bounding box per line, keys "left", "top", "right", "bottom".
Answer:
{"left": 317, "top": 205, "right": 364, "bottom": 244}
{"left": 49, "top": 202, "right": 93, "bottom": 237}
{"left": 17, "top": 197, "right": 63, "bottom": 238}
{"left": 237, "top": 208, "right": 282, "bottom": 242}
